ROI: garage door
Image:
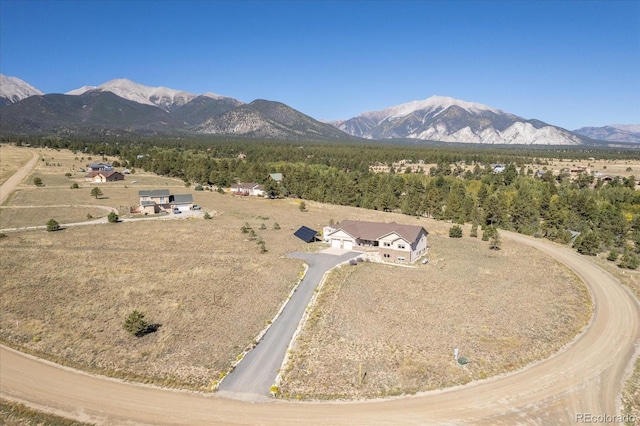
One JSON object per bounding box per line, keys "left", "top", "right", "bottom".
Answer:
{"left": 331, "top": 239, "right": 342, "bottom": 249}
{"left": 344, "top": 241, "right": 353, "bottom": 250}
{"left": 177, "top": 205, "right": 190, "bottom": 212}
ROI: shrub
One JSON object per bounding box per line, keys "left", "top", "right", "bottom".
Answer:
{"left": 65, "top": 172, "right": 72, "bottom": 178}
{"left": 70, "top": 182, "right": 79, "bottom": 189}
{"left": 260, "top": 223, "right": 267, "bottom": 230}
{"left": 449, "top": 225, "right": 463, "bottom": 238}
{"left": 46, "top": 219, "right": 60, "bottom": 232}
{"left": 33, "top": 177, "right": 43, "bottom": 186}
{"left": 203, "top": 212, "right": 212, "bottom": 220}
{"left": 469, "top": 223, "right": 478, "bottom": 238}
{"left": 489, "top": 233, "right": 502, "bottom": 250}
{"left": 90, "top": 187, "right": 103, "bottom": 199}
{"left": 273, "top": 222, "right": 281, "bottom": 230}
{"left": 108, "top": 212, "right": 119, "bottom": 223}
{"left": 482, "top": 225, "right": 497, "bottom": 242}
{"left": 123, "top": 310, "right": 149, "bottom": 337}
{"left": 241, "top": 222, "right": 252, "bottom": 233}
{"left": 619, "top": 251, "right": 640, "bottom": 270}
{"left": 607, "top": 249, "right": 619, "bottom": 262}
{"left": 299, "top": 201, "right": 306, "bottom": 212}
{"left": 194, "top": 185, "right": 204, "bottom": 191}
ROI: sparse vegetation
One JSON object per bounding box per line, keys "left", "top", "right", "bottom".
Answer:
{"left": 90, "top": 187, "right": 103, "bottom": 199}
{"left": 46, "top": 219, "right": 60, "bottom": 232}
{"left": 0, "top": 398, "right": 92, "bottom": 426}
{"left": 123, "top": 310, "right": 151, "bottom": 337}
{"left": 449, "top": 225, "right": 463, "bottom": 238}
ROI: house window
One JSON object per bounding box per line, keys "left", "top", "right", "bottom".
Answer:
{"left": 384, "top": 242, "right": 391, "bottom": 247}
{"left": 397, "top": 256, "right": 406, "bottom": 261}
{"left": 159, "top": 197, "right": 166, "bottom": 203}
{"left": 383, "top": 253, "right": 390, "bottom": 258}
{"left": 398, "top": 244, "right": 406, "bottom": 249}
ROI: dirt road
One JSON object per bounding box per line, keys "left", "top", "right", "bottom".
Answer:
{"left": 2, "top": 231, "right": 638, "bottom": 424}
{"left": 0, "top": 149, "right": 38, "bottom": 205}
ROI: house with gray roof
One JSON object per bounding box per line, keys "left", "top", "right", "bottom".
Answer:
{"left": 138, "top": 190, "right": 194, "bottom": 214}
{"left": 326, "top": 220, "right": 428, "bottom": 264}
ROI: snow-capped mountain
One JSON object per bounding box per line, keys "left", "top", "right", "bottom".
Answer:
{"left": 0, "top": 74, "right": 43, "bottom": 106}
{"left": 1, "top": 77, "right": 352, "bottom": 141}
{"left": 573, "top": 124, "right": 640, "bottom": 144}
{"left": 66, "top": 78, "right": 231, "bottom": 112}
{"left": 334, "top": 96, "right": 586, "bottom": 145}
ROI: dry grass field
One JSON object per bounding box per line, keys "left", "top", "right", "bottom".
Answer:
{"left": 0, "top": 145, "right": 34, "bottom": 186}
{"left": 1, "top": 145, "right": 595, "bottom": 398}
{"left": 279, "top": 233, "right": 591, "bottom": 399}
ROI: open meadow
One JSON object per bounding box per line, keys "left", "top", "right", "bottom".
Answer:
{"left": 279, "top": 232, "right": 591, "bottom": 399}
{"left": 0, "top": 145, "right": 594, "bottom": 397}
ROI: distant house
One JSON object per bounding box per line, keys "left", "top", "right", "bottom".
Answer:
{"left": 231, "top": 182, "right": 265, "bottom": 197}
{"left": 138, "top": 190, "right": 193, "bottom": 214}
{"left": 326, "top": 220, "right": 428, "bottom": 264}
{"left": 490, "top": 164, "right": 506, "bottom": 173}
{"left": 85, "top": 171, "right": 124, "bottom": 182}
{"left": 268, "top": 173, "right": 283, "bottom": 183}
{"left": 86, "top": 163, "right": 113, "bottom": 172}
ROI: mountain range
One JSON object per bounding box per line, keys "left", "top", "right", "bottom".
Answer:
{"left": 1, "top": 74, "right": 638, "bottom": 145}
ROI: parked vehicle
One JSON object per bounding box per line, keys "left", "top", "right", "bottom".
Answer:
{"left": 172, "top": 208, "right": 181, "bottom": 214}
{"left": 191, "top": 205, "right": 201, "bottom": 210}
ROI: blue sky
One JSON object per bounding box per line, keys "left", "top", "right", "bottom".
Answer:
{"left": 1, "top": 0, "right": 638, "bottom": 129}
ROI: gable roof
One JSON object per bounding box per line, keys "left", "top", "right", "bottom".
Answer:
{"left": 172, "top": 194, "right": 193, "bottom": 204}
{"left": 294, "top": 226, "right": 319, "bottom": 243}
{"left": 333, "top": 220, "right": 427, "bottom": 243}
{"left": 139, "top": 189, "right": 171, "bottom": 198}
{"left": 232, "top": 182, "right": 263, "bottom": 190}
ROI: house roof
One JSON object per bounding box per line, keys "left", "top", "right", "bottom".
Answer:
{"left": 269, "top": 173, "right": 283, "bottom": 182}
{"left": 294, "top": 226, "right": 318, "bottom": 243}
{"left": 232, "top": 182, "right": 262, "bottom": 190}
{"left": 139, "top": 189, "right": 171, "bottom": 197}
{"left": 172, "top": 194, "right": 193, "bottom": 204}
{"left": 332, "top": 220, "right": 427, "bottom": 244}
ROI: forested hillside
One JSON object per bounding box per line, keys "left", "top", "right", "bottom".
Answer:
{"left": 5, "top": 136, "right": 639, "bottom": 265}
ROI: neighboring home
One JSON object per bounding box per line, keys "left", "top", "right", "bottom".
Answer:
{"left": 326, "top": 220, "right": 428, "bottom": 264}
{"left": 268, "top": 173, "right": 283, "bottom": 183}
{"left": 138, "top": 190, "right": 193, "bottom": 214}
{"left": 231, "top": 182, "right": 265, "bottom": 197}
{"left": 86, "top": 162, "right": 113, "bottom": 172}
{"left": 85, "top": 170, "right": 124, "bottom": 183}
{"left": 490, "top": 164, "right": 506, "bottom": 173}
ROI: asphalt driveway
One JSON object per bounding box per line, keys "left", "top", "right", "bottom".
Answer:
{"left": 217, "top": 250, "right": 360, "bottom": 399}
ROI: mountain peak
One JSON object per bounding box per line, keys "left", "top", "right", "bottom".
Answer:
{"left": 337, "top": 95, "right": 584, "bottom": 145}
{"left": 65, "top": 78, "right": 232, "bottom": 112}
{"left": 363, "top": 95, "right": 503, "bottom": 121}
{"left": 0, "top": 74, "right": 44, "bottom": 105}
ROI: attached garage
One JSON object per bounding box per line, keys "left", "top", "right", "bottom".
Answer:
{"left": 331, "top": 239, "right": 342, "bottom": 248}
{"left": 343, "top": 241, "right": 354, "bottom": 250}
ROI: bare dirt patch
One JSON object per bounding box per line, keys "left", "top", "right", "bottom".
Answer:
{"left": 279, "top": 234, "right": 592, "bottom": 399}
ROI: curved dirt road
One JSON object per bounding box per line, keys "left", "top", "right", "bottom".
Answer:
{"left": 0, "top": 149, "right": 39, "bottom": 204}
{"left": 2, "top": 232, "right": 639, "bottom": 424}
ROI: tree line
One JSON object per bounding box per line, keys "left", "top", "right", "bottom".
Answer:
{"left": 4, "top": 135, "right": 640, "bottom": 265}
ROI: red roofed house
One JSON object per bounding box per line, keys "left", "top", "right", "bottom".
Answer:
{"left": 326, "top": 220, "right": 428, "bottom": 264}
{"left": 85, "top": 170, "right": 124, "bottom": 183}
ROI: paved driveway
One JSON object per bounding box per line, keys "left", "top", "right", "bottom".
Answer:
{"left": 217, "top": 250, "right": 360, "bottom": 399}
